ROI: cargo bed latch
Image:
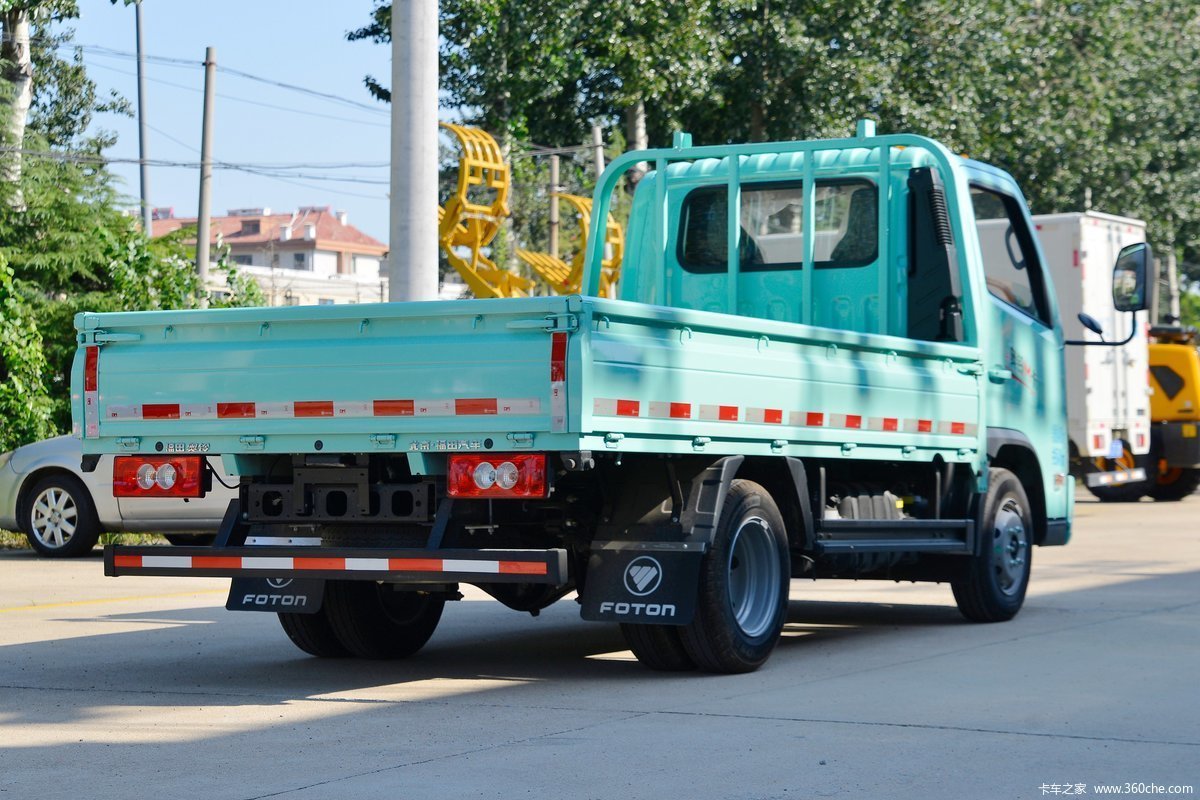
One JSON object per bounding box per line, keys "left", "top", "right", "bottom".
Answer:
{"left": 239, "top": 435, "right": 265, "bottom": 450}
{"left": 506, "top": 314, "right": 579, "bottom": 332}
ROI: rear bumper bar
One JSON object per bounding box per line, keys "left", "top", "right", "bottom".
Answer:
{"left": 104, "top": 545, "right": 569, "bottom": 585}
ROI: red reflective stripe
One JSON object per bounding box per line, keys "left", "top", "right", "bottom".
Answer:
{"left": 142, "top": 404, "right": 180, "bottom": 420}
{"left": 84, "top": 346, "right": 99, "bottom": 392}
{"left": 374, "top": 399, "right": 415, "bottom": 416}
{"left": 294, "top": 401, "right": 334, "bottom": 418}
{"left": 295, "top": 557, "right": 346, "bottom": 571}
{"left": 919, "top": 419, "right": 933, "bottom": 433}
{"left": 456, "top": 398, "right": 498, "bottom": 416}
{"left": 669, "top": 402, "right": 691, "bottom": 419}
{"left": 951, "top": 422, "right": 966, "bottom": 435}
{"left": 113, "top": 554, "right": 142, "bottom": 569}
{"left": 550, "top": 331, "right": 568, "bottom": 382}
{"left": 217, "top": 402, "right": 256, "bottom": 419}
{"left": 616, "top": 400, "right": 640, "bottom": 417}
{"left": 806, "top": 412, "right": 824, "bottom": 427}
{"left": 719, "top": 405, "right": 738, "bottom": 421}
{"left": 193, "top": 556, "right": 242, "bottom": 569}
{"left": 764, "top": 408, "right": 783, "bottom": 424}
{"left": 499, "top": 561, "right": 548, "bottom": 575}
{"left": 882, "top": 418, "right": 899, "bottom": 432}
{"left": 389, "top": 558, "right": 443, "bottom": 572}
{"left": 845, "top": 415, "right": 862, "bottom": 429}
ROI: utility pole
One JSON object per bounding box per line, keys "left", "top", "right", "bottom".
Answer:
{"left": 1167, "top": 247, "right": 1182, "bottom": 324}
{"left": 195, "top": 46, "right": 216, "bottom": 300}
{"left": 549, "top": 154, "right": 560, "bottom": 260}
{"left": 389, "top": 0, "right": 439, "bottom": 301}
{"left": 134, "top": 0, "right": 152, "bottom": 234}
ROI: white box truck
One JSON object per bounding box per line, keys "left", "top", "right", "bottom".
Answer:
{"left": 1035, "top": 211, "right": 1151, "bottom": 499}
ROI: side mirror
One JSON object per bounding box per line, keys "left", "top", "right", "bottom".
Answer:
{"left": 1078, "top": 312, "right": 1104, "bottom": 337}
{"left": 1112, "top": 243, "right": 1151, "bottom": 313}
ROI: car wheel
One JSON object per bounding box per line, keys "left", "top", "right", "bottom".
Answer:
{"left": 22, "top": 474, "right": 102, "bottom": 558}
{"left": 679, "top": 479, "right": 789, "bottom": 674}
{"left": 620, "top": 623, "right": 696, "bottom": 671}
{"left": 278, "top": 600, "right": 351, "bottom": 658}
{"left": 952, "top": 468, "right": 1033, "bottom": 622}
{"left": 322, "top": 580, "right": 444, "bottom": 659}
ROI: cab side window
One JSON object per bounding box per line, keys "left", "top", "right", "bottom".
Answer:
{"left": 971, "top": 186, "right": 1050, "bottom": 325}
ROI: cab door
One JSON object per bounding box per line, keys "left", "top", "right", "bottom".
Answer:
{"left": 967, "top": 169, "right": 1069, "bottom": 519}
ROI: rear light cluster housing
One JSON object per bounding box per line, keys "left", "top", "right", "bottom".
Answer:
{"left": 447, "top": 453, "right": 548, "bottom": 498}
{"left": 113, "top": 456, "right": 206, "bottom": 498}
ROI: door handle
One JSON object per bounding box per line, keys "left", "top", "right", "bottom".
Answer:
{"left": 988, "top": 367, "right": 1013, "bottom": 383}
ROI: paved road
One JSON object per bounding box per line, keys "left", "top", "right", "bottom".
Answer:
{"left": 1, "top": 497, "right": 1197, "bottom": 800}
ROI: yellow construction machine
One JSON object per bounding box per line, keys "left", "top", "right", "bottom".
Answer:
{"left": 1146, "top": 326, "right": 1200, "bottom": 499}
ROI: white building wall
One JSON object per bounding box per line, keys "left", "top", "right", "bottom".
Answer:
{"left": 353, "top": 255, "right": 381, "bottom": 279}
{"left": 312, "top": 250, "right": 338, "bottom": 275}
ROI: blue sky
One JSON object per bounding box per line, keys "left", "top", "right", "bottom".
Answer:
{"left": 67, "top": 0, "right": 394, "bottom": 241}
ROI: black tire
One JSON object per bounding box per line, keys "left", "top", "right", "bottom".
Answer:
{"left": 679, "top": 479, "right": 789, "bottom": 674}
{"left": 21, "top": 474, "right": 102, "bottom": 558}
{"left": 620, "top": 623, "right": 696, "bottom": 671}
{"left": 323, "top": 580, "right": 444, "bottom": 659}
{"left": 1146, "top": 467, "right": 1200, "bottom": 501}
{"left": 952, "top": 468, "right": 1034, "bottom": 622}
{"left": 278, "top": 603, "right": 351, "bottom": 658}
{"left": 164, "top": 534, "right": 215, "bottom": 546}
{"left": 1085, "top": 439, "right": 1148, "bottom": 502}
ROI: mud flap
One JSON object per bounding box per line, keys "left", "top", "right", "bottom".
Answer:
{"left": 226, "top": 577, "right": 325, "bottom": 614}
{"left": 579, "top": 542, "right": 706, "bottom": 625}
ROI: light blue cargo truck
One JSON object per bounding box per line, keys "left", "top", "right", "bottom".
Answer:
{"left": 77, "top": 123, "right": 1147, "bottom": 673}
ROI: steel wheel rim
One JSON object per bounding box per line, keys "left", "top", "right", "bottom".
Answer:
{"left": 726, "top": 515, "right": 781, "bottom": 638}
{"left": 992, "top": 497, "right": 1028, "bottom": 596}
{"left": 30, "top": 487, "right": 79, "bottom": 550}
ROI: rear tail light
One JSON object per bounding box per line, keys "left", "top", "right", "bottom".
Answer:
{"left": 448, "top": 453, "right": 547, "bottom": 498}
{"left": 114, "top": 456, "right": 205, "bottom": 498}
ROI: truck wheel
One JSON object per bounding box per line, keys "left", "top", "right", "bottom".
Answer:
{"left": 22, "top": 474, "right": 102, "bottom": 558}
{"left": 278, "top": 606, "right": 350, "bottom": 658}
{"left": 952, "top": 468, "right": 1033, "bottom": 622}
{"left": 323, "top": 580, "right": 444, "bottom": 659}
{"left": 620, "top": 623, "right": 696, "bottom": 671}
{"left": 1086, "top": 440, "right": 1148, "bottom": 502}
{"left": 1146, "top": 466, "right": 1200, "bottom": 501}
{"left": 679, "top": 480, "right": 789, "bottom": 674}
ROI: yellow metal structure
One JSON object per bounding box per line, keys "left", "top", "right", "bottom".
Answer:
{"left": 1148, "top": 338, "right": 1200, "bottom": 421}
{"left": 438, "top": 123, "right": 535, "bottom": 299}
{"left": 517, "top": 194, "right": 625, "bottom": 297}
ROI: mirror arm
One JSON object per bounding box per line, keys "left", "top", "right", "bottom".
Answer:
{"left": 1064, "top": 312, "right": 1138, "bottom": 347}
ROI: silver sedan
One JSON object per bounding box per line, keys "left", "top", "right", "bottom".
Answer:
{"left": 0, "top": 435, "right": 237, "bottom": 557}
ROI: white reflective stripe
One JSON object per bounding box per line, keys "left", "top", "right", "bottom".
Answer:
{"left": 142, "top": 555, "right": 193, "bottom": 569}
{"left": 256, "top": 402, "right": 294, "bottom": 418}
{"left": 413, "top": 399, "right": 454, "bottom": 416}
{"left": 550, "top": 382, "right": 566, "bottom": 432}
{"left": 499, "top": 398, "right": 541, "bottom": 415}
{"left": 593, "top": 398, "right": 619, "bottom": 416}
{"left": 647, "top": 402, "right": 671, "bottom": 419}
{"left": 441, "top": 559, "right": 500, "bottom": 574}
{"left": 241, "top": 557, "right": 294, "bottom": 570}
{"left": 180, "top": 403, "right": 217, "bottom": 420}
{"left": 698, "top": 404, "right": 722, "bottom": 421}
{"left": 84, "top": 390, "right": 100, "bottom": 438}
{"left": 107, "top": 404, "right": 142, "bottom": 420}
{"left": 902, "top": 418, "right": 923, "bottom": 433}
{"left": 333, "top": 402, "right": 372, "bottom": 418}
{"left": 963, "top": 423, "right": 979, "bottom": 436}
{"left": 345, "top": 558, "right": 389, "bottom": 571}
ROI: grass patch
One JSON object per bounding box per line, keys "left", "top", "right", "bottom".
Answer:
{"left": 0, "top": 529, "right": 168, "bottom": 550}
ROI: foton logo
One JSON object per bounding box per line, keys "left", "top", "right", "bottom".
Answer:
{"left": 599, "top": 601, "right": 676, "bottom": 617}
{"left": 242, "top": 593, "right": 308, "bottom": 608}
{"left": 623, "top": 556, "right": 663, "bottom": 596}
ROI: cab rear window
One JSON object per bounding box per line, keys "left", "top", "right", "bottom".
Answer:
{"left": 679, "top": 180, "right": 877, "bottom": 273}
